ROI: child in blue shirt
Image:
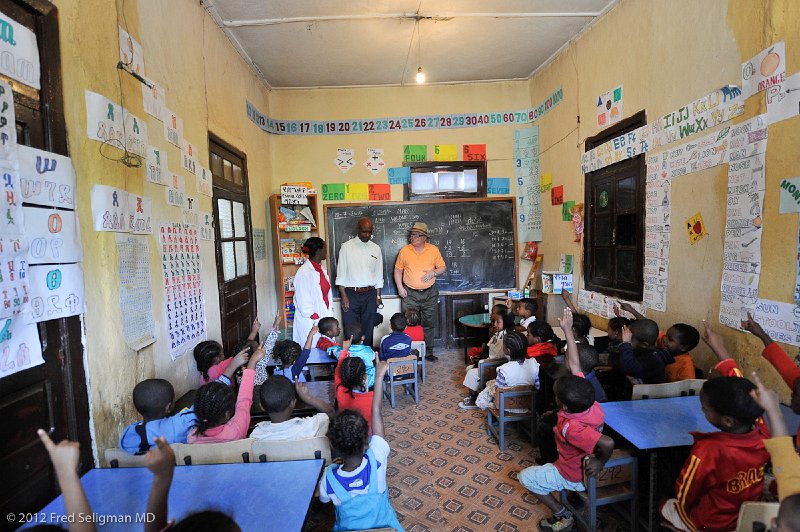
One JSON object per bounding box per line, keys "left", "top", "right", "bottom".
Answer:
{"left": 319, "top": 361, "right": 403, "bottom": 531}
{"left": 341, "top": 322, "right": 376, "bottom": 388}
{"left": 273, "top": 326, "right": 318, "bottom": 383}
{"left": 119, "top": 379, "right": 196, "bottom": 454}
{"left": 378, "top": 313, "right": 412, "bottom": 361}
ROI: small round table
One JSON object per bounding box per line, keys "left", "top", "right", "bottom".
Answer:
{"left": 458, "top": 313, "right": 494, "bottom": 364}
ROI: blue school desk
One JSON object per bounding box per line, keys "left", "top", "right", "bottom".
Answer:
{"left": 22, "top": 460, "right": 323, "bottom": 531}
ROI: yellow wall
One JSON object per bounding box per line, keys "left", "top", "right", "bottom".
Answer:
{"left": 55, "top": 0, "right": 274, "bottom": 460}
{"left": 50, "top": 0, "right": 800, "bottom": 460}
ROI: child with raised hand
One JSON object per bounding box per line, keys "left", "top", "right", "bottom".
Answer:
{"left": 193, "top": 318, "right": 262, "bottom": 385}
{"left": 250, "top": 375, "right": 334, "bottom": 440}
{"left": 339, "top": 322, "right": 376, "bottom": 388}
{"left": 188, "top": 346, "right": 265, "bottom": 443}
{"left": 119, "top": 378, "right": 197, "bottom": 454}
{"left": 749, "top": 371, "right": 800, "bottom": 501}
{"left": 514, "top": 297, "right": 538, "bottom": 331}
{"left": 37, "top": 429, "right": 95, "bottom": 532}
{"left": 518, "top": 308, "right": 614, "bottom": 532}
{"left": 319, "top": 361, "right": 403, "bottom": 531}
{"left": 254, "top": 314, "right": 284, "bottom": 385}
{"left": 336, "top": 347, "right": 374, "bottom": 428}
{"left": 742, "top": 312, "right": 800, "bottom": 445}
{"left": 273, "top": 325, "right": 318, "bottom": 383}
{"left": 618, "top": 318, "right": 674, "bottom": 384}
{"left": 473, "top": 331, "right": 540, "bottom": 413}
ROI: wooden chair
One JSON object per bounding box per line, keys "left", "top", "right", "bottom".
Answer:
{"left": 735, "top": 502, "right": 779, "bottom": 532}
{"left": 486, "top": 384, "right": 535, "bottom": 450}
{"left": 477, "top": 358, "right": 506, "bottom": 390}
{"left": 253, "top": 435, "right": 332, "bottom": 465}
{"left": 383, "top": 355, "right": 419, "bottom": 408}
{"left": 104, "top": 447, "right": 149, "bottom": 468}
{"left": 631, "top": 379, "right": 706, "bottom": 400}
{"left": 410, "top": 341, "right": 426, "bottom": 383}
{"left": 172, "top": 438, "right": 253, "bottom": 465}
{"left": 560, "top": 449, "right": 638, "bottom": 532}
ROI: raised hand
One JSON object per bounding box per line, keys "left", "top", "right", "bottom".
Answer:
{"left": 558, "top": 307, "right": 574, "bottom": 334}
{"left": 621, "top": 325, "right": 633, "bottom": 343}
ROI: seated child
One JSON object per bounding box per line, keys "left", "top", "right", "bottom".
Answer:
{"left": 458, "top": 316, "right": 516, "bottom": 410}
{"left": 659, "top": 321, "right": 770, "bottom": 531}
{"left": 272, "top": 326, "right": 319, "bottom": 384}
{"left": 254, "top": 314, "right": 283, "bottom": 385}
{"left": 560, "top": 291, "right": 592, "bottom": 345}
{"left": 319, "top": 362, "right": 403, "bottom": 531}
{"left": 526, "top": 321, "right": 561, "bottom": 368}
{"left": 316, "top": 316, "right": 341, "bottom": 352}
{"left": 187, "top": 347, "right": 264, "bottom": 443}
{"left": 658, "top": 323, "right": 700, "bottom": 382}
{"left": 336, "top": 355, "right": 374, "bottom": 428}
{"left": 340, "top": 322, "right": 376, "bottom": 388}
{"left": 119, "top": 379, "right": 197, "bottom": 454}
{"left": 514, "top": 298, "right": 538, "bottom": 331}
{"left": 742, "top": 312, "right": 800, "bottom": 447}
{"left": 467, "top": 304, "right": 511, "bottom": 361}
{"left": 250, "top": 375, "right": 334, "bottom": 440}
{"left": 379, "top": 313, "right": 412, "bottom": 361}
{"left": 518, "top": 308, "right": 614, "bottom": 532}
{"left": 474, "top": 331, "right": 540, "bottom": 413}
{"left": 619, "top": 319, "right": 674, "bottom": 384}
{"left": 601, "top": 316, "right": 630, "bottom": 364}
{"left": 193, "top": 318, "right": 261, "bottom": 385}
{"left": 404, "top": 309, "right": 425, "bottom": 342}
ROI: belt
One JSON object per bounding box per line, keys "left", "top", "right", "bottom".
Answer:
{"left": 406, "top": 286, "right": 433, "bottom": 292}
{"left": 346, "top": 286, "right": 375, "bottom": 293}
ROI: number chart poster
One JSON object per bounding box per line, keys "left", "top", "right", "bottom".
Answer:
{"left": 117, "top": 234, "right": 156, "bottom": 350}
{"left": 159, "top": 223, "right": 206, "bottom": 360}
{"left": 513, "top": 126, "right": 543, "bottom": 242}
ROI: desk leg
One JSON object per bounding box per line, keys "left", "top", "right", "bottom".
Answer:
{"left": 309, "top": 366, "right": 316, "bottom": 382}
{"left": 648, "top": 452, "right": 657, "bottom": 532}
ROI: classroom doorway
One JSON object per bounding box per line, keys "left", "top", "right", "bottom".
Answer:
{"left": 209, "top": 136, "right": 257, "bottom": 354}
{"left": 0, "top": 0, "right": 92, "bottom": 518}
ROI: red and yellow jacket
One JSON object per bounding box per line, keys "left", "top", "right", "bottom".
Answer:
{"left": 672, "top": 358, "right": 770, "bottom": 531}
{"left": 760, "top": 342, "right": 800, "bottom": 448}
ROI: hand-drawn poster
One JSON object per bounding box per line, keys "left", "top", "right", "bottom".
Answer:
{"left": 180, "top": 139, "right": 198, "bottom": 175}
{"left": 779, "top": 177, "right": 800, "bottom": 214}
{"left": 17, "top": 145, "right": 76, "bottom": 209}
{"left": 85, "top": 91, "right": 124, "bottom": 150}
{"left": 196, "top": 166, "right": 212, "bottom": 197}
{"left": 364, "top": 148, "right": 385, "bottom": 175}
{"left": 116, "top": 234, "right": 155, "bottom": 350}
{"left": 0, "top": 236, "right": 29, "bottom": 319}
{"left": 0, "top": 14, "right": 40, "bottom": 90}
{"left": 199, "top": 211, "right": 213, "bottom": 241}
{"left": 162, "top": 108, "right": 183, "bottom": 147}
{"left": 0, "top": 81, "right": 18, "bottom": 165}
{"left": 118, "top": 27, "right": 145, "bottom": 76}
{"left": 0, "top": 316, "right": 43, "bottom": 380}
{"left": 253, "top": 228, "right": 266, "bottom": 261}
{"left": 742, "top": 42, "right": 785, "bottom": 99}
{"left": 26, "top": 263, "right": 84, "bottom": 323}
{"left": 752, "top": 299, "right": 800, "bottom": 347}
{"left": 121, "top": 109, "right": 148, "bottom": 158}
{"left": 142, "top": 80, "right": 166, "bottom": 121}
{"left": 766, "top": 71, "right": 800, "bottom": 125}
{"left": 91, "top": 184, "right": 128, "bottom": 232}
{"left": 0, "top": 168, "right": 24, "bottom": 236}
{"left": 146, "top": 145, "right": 168, "bottom": 186}
{"left": 166, "top": 186, "right": 186, "bottom": 208}
{"left": 23, "top": 207, "right": 82, "bottom": 264}
{"left": 433, "top": 144, "right": 458, "bottom": 162}
{"left": 126, "top": 193, "right": 153, "bottom": 235}
{"left": 513, "top": 126, "right": 542, "bottom": 242}
{"left": 335, "top": 148, "right": 355, "bottom": 173}
{"left": 597, "top": 85, "right": 623, "bottom": 127}
{"left": 159, "top": 223, "right": 206, "bottom": 360}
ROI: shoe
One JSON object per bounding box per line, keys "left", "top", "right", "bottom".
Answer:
{"left": 458, "top": 397, "right": 479, "bottom": 410}
{"left": 539, "top": 513, "right": 574, "bottom": 531}
{"left": 425, "top": 354, "right": 438, "bottom": 362}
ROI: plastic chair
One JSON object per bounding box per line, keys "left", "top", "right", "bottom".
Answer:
{"left": 172, "top": 438, "right": 253, "bottom": 465}
{"left": 253, "top": 436, "right": 332, "bottom": 465}
{"left": 411, "top": 341, "right": 427, "bottom": 383}
{"left": 631, "top": 379, "right": 707, "bottom": 400}
{"left": 560, "top": 449, "right": 638, "bottom": 532}
{"left": 105, "top": 447, "right": 149, "bottom": 468}
{"left": 735, "top": 502, "right": 779, "bottom": 532}
{"left": 383, "top": 355, "right": 419, "bottom": 408}
{"left": 486, "top": 384, "right": 535, "bottom": 450}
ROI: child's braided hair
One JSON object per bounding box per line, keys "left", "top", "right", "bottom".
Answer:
{"left": 193, "top": 340, "right": 223, "bottom": 382}
{"left": 337, "top": 356, "right": 367, "bottom": 399}
{"left": 192, "top": 381, "right": 235, "bottom": 436}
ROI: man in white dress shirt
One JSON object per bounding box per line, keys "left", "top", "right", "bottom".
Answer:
{"left": 335, "top": 217, "right": 384, "bottom": 348}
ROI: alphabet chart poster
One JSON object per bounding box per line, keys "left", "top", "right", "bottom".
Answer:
{"left": 0, "top": 17, "right": 41, "bottom": 90}
{"left": 159, "top": 223, "right": 206, "bottom": 360}
{"left": 17, "top": 145, "right": 76, "bottom": 209}
{"left": 0, "top": 81, "right": 17, "bottom": 164}
{"left": 91, "top": 184, "right": 153, "bottom": 234}
{"left": 0, "top": 316, "right": 44, "bottom": 380}
{"left": 146, "top": 145, "right": 168, "bottom": 186}
{"left": 116, "top": 234, "right": 155, "bottom": 350}
{"left": 23, "top": 207, "right": 82, "bottom": 264}
{"left": 26, "top": 263, "right": 84, "bottom": 323}
{"left": 0, "top": 237, "right": 30, "bottom": 319}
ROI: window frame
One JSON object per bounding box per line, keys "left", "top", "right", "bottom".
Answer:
{"left": 583, "top": 111, "right": 647, "bottom": 301}
{"left": 403, "top": 160, "right": 487, "bottom": 200}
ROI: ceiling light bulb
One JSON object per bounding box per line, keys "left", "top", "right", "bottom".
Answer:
{"left": 415, "top": 67, "right": 426, "bottom": 84}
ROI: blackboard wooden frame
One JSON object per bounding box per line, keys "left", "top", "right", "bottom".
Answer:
{"left": 324, "top": 197, "right": 519, "bottom": 297}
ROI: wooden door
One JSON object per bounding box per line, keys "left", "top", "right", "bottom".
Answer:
{"left": 0, "top": 0, "right": 92, "bottom": 518}
{"left": 447, "top": 293, "right": 489, "bottom": 348}
{"left": 209, "top": 136, "right": 257, "bottom": 355}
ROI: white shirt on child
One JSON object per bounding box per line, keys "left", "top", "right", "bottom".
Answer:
{"left": 250, "top": 413, "right": 329, "bottom": 441}
{"left": 318, "top": 435, "right": 390, "bottom": 505}
{"left": 521, "top": 315, "right": 536, "bottom": 328}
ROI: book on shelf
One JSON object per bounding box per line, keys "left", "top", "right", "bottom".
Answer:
{"left": 283, "top": 275, "right": 295, "bottom": 293}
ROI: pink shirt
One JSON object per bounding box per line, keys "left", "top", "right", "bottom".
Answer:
{"left": 202, "top": 357, "right": 233, "bottom": 386}
{"left": 188, "top": 368, "right": 255, "bottom": 443}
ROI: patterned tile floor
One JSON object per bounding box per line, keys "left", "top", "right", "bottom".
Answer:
{"left": 305, "top": 348, "right": 550, "bottom": 532}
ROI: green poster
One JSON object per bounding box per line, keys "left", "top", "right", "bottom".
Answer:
{"left": 321, "top": 183, "right": 345, "bottom": 202}
{"left": 562, "top": 201, "right": 575, "bottom": 221}
{"left": 403, "top": 145, "right": 427, "bottom": 162}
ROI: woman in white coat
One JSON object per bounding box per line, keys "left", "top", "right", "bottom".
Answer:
{"left": 292, "top": 237, "right": 334, "bottom": 344}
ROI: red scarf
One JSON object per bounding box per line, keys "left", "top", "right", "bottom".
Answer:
{"left": 526, "top": 342, "right": 557, "bottom": 359}
{"left": 309, "top": 260, "right": 330, "bottom": 308}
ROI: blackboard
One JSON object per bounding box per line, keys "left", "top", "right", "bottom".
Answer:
{"left": 325, "top": 198, "right": 517, "bottom": 296}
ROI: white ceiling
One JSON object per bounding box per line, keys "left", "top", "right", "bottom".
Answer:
{"left": 203, "top": 0, "right": 618, "bottom": 89}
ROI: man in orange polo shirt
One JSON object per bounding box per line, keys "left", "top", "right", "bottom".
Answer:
{"left": 394, "top": 222, "right": 446, "bottom": 362}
